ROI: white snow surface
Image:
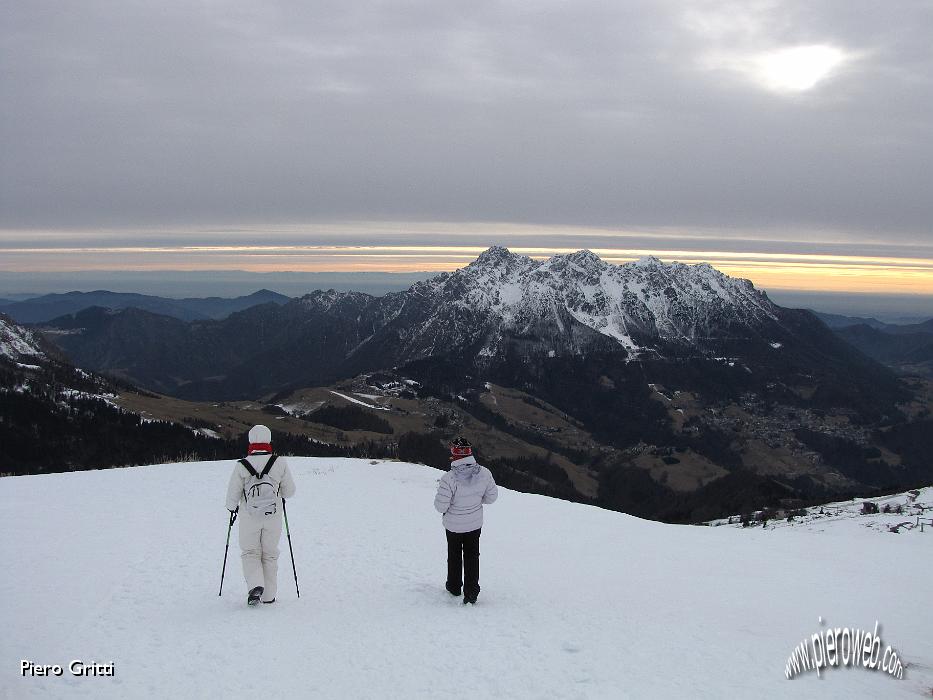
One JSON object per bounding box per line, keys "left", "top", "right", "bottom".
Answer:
{"left": 328, "top": 390, "right": 390, "bottom": 411}
{"left": 708, "top": 487, "right": 933, "bottom": 535}
{"left": 0, "top": 317, "right": 44, "bottom": 361}
{"left": 1, "top": 458, "right": 931, "bottom": 699}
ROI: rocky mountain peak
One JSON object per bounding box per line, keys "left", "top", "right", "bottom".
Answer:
{"left": 383, "top": 248, "right": 783, "bottom": 360}
{"left": 470, "top": 246, "right": 531, "bottom": 269}
{"left": 544, "top": 249, "right": 606, "bottom": 275}
{"left": 296, "top": 289, "right": 377, "bottom": 317}
{"left": 630, "top": 255, "right": 664, "bottom": 269}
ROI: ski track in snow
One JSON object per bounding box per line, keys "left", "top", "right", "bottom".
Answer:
{"left": 1, "top": 458, "right": 931, "bottom": 699}
{"left": 328, "top": 391, "right": 390, "bottom": 411}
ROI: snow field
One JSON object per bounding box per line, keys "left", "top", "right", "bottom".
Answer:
{"left": 1, "top": 458, "right": 930, "bottom": 699}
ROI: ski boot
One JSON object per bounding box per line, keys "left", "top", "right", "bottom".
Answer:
{"left": 247, "top": 586, "right": 264, "bottom": 606}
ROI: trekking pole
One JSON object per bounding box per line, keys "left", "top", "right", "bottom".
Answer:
{"left": 282, "top": 498, "right": 300, "bottom": 598}
{"left": 219, "top": 509, "right": 237, "bottom": 596}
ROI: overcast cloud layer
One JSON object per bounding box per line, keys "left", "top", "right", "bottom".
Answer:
{"left": 2, "top": 1, "right": 932, "bottom": 245}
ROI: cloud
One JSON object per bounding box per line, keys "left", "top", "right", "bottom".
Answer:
{"left": 1, "top": 222, "right": 931, "bottom": 294}
{"left": 0, "top": 0, "right": 931, "bottom": 251}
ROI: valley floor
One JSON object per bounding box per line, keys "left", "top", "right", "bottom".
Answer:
{"left": 1, "top": 458, "right": 931, "bottom": 698}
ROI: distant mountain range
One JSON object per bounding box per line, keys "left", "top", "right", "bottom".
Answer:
{"left": 0, "top": 270, "right": 435, "bottom": 300}
{"left": 0, "top": 289, "right": 291, "bottom": 324}
{"left": 32, "top": 248, "right": 888, "bottom": 399}
{"left": 812, "top": 311, "right": 890, "bottom": 330}
{"left": 834, "top": 323, "right": 933, "bottom": 378}
{"left": 5, "top": 245, "right": 932, "bottom": 521}
{"left": 812, "top": 311, "right": 933, "bottom": 378}
{"left": 39, "top": 247, "right": 903, "bottom": 419}
{"left": 1, "top": 313, "right": 232, "bottom": 475}
{"left": 814, "top": 310, "right": 933, "bottom": 334}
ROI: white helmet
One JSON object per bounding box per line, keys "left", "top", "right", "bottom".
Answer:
{"left": 248, "top": 424, "right": 272, "bottom": 444}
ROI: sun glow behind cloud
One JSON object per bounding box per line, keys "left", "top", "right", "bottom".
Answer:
{"left": 753, "top": 45, "right": 847, "bottom": 92}
{"left": 702, "top": 44, "right": 852, "bottom": 94}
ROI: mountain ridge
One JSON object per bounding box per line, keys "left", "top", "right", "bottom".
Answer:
{"left": 835, "top": 323, "right": 933, "bottom": 378}
{"left": 39, "top": 248, "right": 903, "bottom": 416}
{"left": 0, "top": 288, "right": 291, "bottom": 323}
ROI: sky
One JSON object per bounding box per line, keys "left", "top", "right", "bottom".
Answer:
{"left": 1, "top": 1, "right": 932, "bottom": 301}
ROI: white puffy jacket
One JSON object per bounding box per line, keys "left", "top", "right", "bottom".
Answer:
{"left": 434, "top": 456, "right": 498, "bottom": 533}
{"left": 226, "top": 453, "right": 296, "bottom": 514}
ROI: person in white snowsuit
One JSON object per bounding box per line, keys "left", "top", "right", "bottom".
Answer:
{"left": 225, "top": 425, "right": 296, "bottom": 605}
{"left": 434, "top": 437, "right": 498, "bottom": 604}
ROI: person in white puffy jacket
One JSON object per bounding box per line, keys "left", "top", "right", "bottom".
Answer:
{"left": 434, "top": 437, "right": 498, "bottom": 605}
{"left": 225, "top": 425, "right": 296, "bottom": 606}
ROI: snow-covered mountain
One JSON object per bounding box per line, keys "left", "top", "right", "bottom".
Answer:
{"left": 0, "top": 314, "right": 45, "bottom": 362}
{"left": 360, "top": 246, "right": 781, "bottom": 361}
{"left": 2, "top": 458, "right": 930, "bottom": 698}
{"left": 44, "top": 247, "right": 880, "bottom": 400}
{"left": 30, "top": 250, "right": 919, "bottom": 515}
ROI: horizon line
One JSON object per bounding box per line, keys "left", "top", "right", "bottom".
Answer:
{"left": 3, "top": 244, "right": 933, "bottom": 294}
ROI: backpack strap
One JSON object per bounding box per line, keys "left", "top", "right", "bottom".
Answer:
{"left": 238, "top": 458, "right": 260, "bottom": 478}
{"left": 259, "top": 454, "right": 278, "bottom": 479}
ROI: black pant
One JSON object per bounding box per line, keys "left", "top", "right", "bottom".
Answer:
{"left": 446, "top": 528, "right": 481, "bottom": 597}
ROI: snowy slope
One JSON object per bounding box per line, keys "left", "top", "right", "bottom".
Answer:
{"left": 1, "top": 459, "right": 930, "bottom": 699}
{"left": 0, "top": 315, "right": 44, "bottom": 362}
{"left": 708, "top": 487, "right": 933, "bottom": 535}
